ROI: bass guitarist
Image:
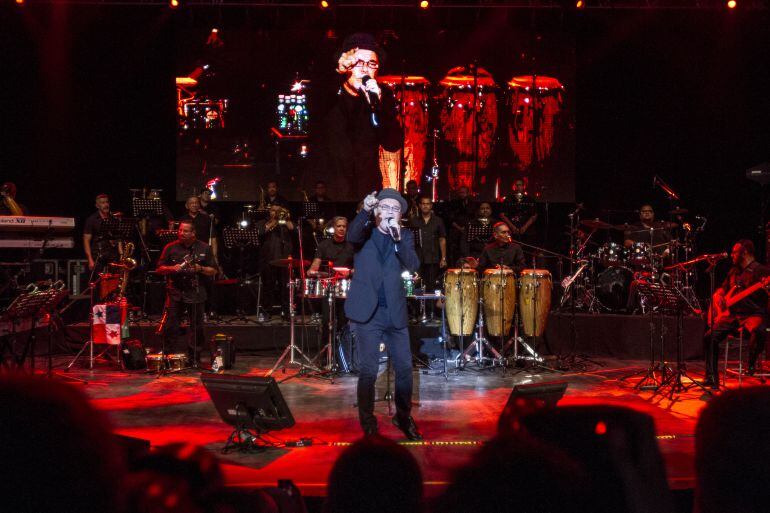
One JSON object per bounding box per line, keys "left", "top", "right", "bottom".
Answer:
{"left": 703, "top": 240, "right": 770, "bottom": 387}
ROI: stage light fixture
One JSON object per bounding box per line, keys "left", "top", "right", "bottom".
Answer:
{"left": 419, "top": 0, "right": 430, "bottom": 9}
{"left": 576, "top": 0, "right": 585, "bottom": 8}
{"left": 320, "top": 0, "right": 330, "bottom": 8}
{"left": 727, "top": 0, "right": 737, "bottom": 8}
{"left": 169, "top": 0, "right": 179, "bottom": 8}
{"left": 15, "top": 0, "right": 25, "bottom": 4}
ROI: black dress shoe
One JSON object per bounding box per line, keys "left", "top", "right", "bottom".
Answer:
{"left": 363, "top": 424, "right": 379, "bottom": 437}
{"left": 392, "top": 416, "right": 423, "bottom": 441}
{"left": 702, "top": 378, "right": 720, "bottom": 390}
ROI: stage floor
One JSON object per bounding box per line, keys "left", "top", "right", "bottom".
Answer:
{"left": 47, "top": 351, "right": 770, "bottom": 499}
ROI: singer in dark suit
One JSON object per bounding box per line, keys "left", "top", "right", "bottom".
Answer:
{"left": 317, "top": 32, "right": 403, "bottom": 200}
{"left": 345, "top": 188, "right": 423, "bottom": 439}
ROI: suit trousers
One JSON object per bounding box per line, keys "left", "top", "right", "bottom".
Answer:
{"left": 351, "top": 305, "right": 413, "bottom": 431}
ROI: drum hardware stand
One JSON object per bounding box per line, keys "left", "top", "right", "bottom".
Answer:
{"left": 266, "top": 258, "right": 325, "bottom": 383}
{"left": 619, "top": 295, "right": 671, "bottom": 390}
{"left": 310, "top": 285, "right": 340, "bottom": 382}
{"left": 461, "top": 294, "right": 503, "bottom": 369}
{"left": 418, "top": 292, "right": 449, "bottom": 379}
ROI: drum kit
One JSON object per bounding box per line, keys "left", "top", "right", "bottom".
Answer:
{"left": 443, "top": 266, "right": 553, "bottom": 368}
{"left": 563, "top": 216, "right": 701, "bottom": 314}
{"left": 378, "top": 66, "right": 565, "bottom": 193}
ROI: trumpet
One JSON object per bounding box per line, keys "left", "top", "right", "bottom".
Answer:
{"left": 277, "top": 207, "right": 291, "bottom": 225}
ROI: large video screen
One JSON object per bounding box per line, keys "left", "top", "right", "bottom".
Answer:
{"left": 175, "top": 25, "right": 574, "bottom": 203}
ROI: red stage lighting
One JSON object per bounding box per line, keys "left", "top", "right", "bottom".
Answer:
{"left": 419, "top": 0, "right": 429, "bottom": 9}
{"left": 170, "top": 0, "right": 179, "bottom": 8}
{"left": 576, "top": 0, "right": 585, "bottom": 8}
{"left": 15, "top": 0, "right": 25, "bottom": 4}
{"left": 727, "top": 0, "right": 737, "bottom": 8}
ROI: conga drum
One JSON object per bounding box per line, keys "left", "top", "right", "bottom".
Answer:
{"left": 507, "top": 76, "right": 564, "bottom": 169}
{"left": 378, "top": 75, "right": 430, "bottom": 189}
{"left": 518, "top": 269, "right": 552, "bottom": 337}
{"left": 438, "top": 67, "right": 499, "bottom": 192}
{"left": 443, "top": 268, "right": 478, "bottom": 336}
{"left": 482, "top": 268, "right": 517, "bottom": 337}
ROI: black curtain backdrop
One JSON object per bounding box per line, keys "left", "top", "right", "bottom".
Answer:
{"left": 1, "top": 5, "right": 769, "bottom": 265}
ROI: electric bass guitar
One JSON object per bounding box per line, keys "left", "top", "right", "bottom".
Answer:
{"left": 707, "top": 275, "right": 770, "bottom": 324}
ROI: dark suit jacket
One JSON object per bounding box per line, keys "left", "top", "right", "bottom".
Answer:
{"left": 344, "top": 209, "right": 420, "bottom": 328}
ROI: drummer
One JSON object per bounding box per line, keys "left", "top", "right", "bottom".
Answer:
{"left": 307, "top": 216, "right": 354, "bottom": 342}
{"left": 477, "top": 222, "right": 527, "bottom": 273}
{"left": 308, "top": 216, "right": 355, "bottom": 274}
{"left": 622, "top": 204, "right": 672, "bottom": 251}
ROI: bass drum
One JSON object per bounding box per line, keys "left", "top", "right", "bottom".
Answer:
{"left": 595, "top": 267, "right": 633, "bottom": 312}
{"left": 444, "top": 268, "right": 478, "bottom": 336}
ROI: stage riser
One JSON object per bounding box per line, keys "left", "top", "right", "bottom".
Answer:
{"left": 545, "top": 312, "right": 705, "bottom": 360}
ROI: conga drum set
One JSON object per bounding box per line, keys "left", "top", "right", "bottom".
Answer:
{"left": 377, "top": 66, "right": 565, "bottom": 194}
{"left": 442, "top": 265, "right": 553, "bottom": 369}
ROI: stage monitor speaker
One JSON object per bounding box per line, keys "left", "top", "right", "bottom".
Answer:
{"left": 498, "top": 381, "right": 568, "bottom": 433}
{"left": 201, "top": 373, "right": 295, "bottom": 435}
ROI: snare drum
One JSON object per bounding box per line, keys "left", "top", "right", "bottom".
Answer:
{"left": 519, "top": 269, "right": 552, "bottom": 338}
{"left": 444, "top": 268, "right": 479, "bottom": 336}
{"left": 334, "top": 278, "right": 352, "bottom": 298}
{"left": 482, "top": 268, "right": 517, "bottom": 337}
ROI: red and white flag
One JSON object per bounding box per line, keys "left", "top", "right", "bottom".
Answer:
{"left": 92, "top": 303, "right": 123, "bottom": 345}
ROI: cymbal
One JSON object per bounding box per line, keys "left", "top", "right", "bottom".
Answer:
{"left": 580, "top": 219, "right": 613, "bottom": 230}
{"left": 270, "top": 258, "right": 309, "bottom": 268}
{"left": 332, "top": 267, "right": 352, "bottom": 277}
{"left": 669, "top": 207, "right": 689, "bottom": 216}
{"left": 307, "top": 271, "right": 330, "bottom": 278}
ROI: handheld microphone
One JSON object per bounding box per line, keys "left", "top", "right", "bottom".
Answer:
{"left": 360, "top": 75, "right": 380, "bottom": 107}
{"left": 387, "top": 218, "right": 401, "bottom": 242}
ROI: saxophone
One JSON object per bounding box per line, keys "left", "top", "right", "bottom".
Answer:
{"left": 115, "top": 242, "right": 137, "bottom": 298}
{"left": 1, "top": 187, "right": 23, "bottom": 216}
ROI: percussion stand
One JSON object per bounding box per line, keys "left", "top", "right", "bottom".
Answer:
{"left": 462, "top": 290, "right": 503, "bottom": 369}
{"left": 266, "top": 258, "right": 325, "bottom": 383}
{"left": 310, "top": 281, "right": 339, "bottom": 382}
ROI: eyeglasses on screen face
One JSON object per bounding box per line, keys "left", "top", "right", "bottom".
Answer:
{"left": 351, "top": 60, "right": 379, "bottom": 70}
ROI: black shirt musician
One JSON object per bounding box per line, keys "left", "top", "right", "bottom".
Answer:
{"left": 309, "top": 217, "right": 355, "bottom": 272}
{"left": 83, "top": 194, "right": 121, "bottom": 281}
{"left": 308, "top": 216, "right": 355, "bottom": 341}
{"left": 703, "top": 240, "right": 770, "bottom": 387}
{"left": 478, "top": 222, "right": 527, "bottom": 274}
{"left": 499, "top": 178, "right": 538, "bottom": 241}
{"left": 256, "top": 205, "right": 295, "bottom": 317}
{"left": 264, "top": 180, "right": 289, "bottom": 209}
{"left": 623, "top": 204, "right": 672, "bottom": 248}
{"left": 409, "top": 195, "right": 447, "bottom": 292}
{"left": 447, "top": 186, "right": 476, "bottom": 264}
{"left": 156, "top": 221, "right": 217, "bottom": 363}
{"left": 459, "top": 202, "right": 494, "bottom": 261}
{"left": 319, "top": 33, "right": 403, "bottom": 200}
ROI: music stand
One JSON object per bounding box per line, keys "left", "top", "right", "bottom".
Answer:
{"left": 132, "top": 197, "right": 164, "bottom": 218}
{"left": 222, "top": 226, "right": 262, "bottom": 323}
{"left": 467, "top": 223, "right": 492, "bottom": 244}
{"left": 100, "top": 216, "right": 136, "bottom": 243}
{"left": 156, "top": 229, "right": 178, "bottom": 247}
{"left": 302, "top": 202, "right": 321, "bottom": 220}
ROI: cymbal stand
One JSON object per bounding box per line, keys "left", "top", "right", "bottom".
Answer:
{"left": 311, "top": 284, "right": 339, "bottom": 382}
{"left": 266, "top": 259, "right": 324, "bottom": 382}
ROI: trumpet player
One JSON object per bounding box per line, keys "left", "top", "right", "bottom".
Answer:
{"left": 156, "top": 220, "right": 217, "bottom": 364}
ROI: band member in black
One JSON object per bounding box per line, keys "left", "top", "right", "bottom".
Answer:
{"left": 459, "top": 202, "right": 494, "bottom": 261}
{"left": 477, "top": 222, "right": 527, "bottom": 273}
{"left": 256, "top": 205, "right": 295, "bottom": 318}
{"left": 409, "top": 195, "right": 447, "bottom": 293}
{"left": 703, "top": 240, "right": 770, "bottom": 387}
{"left": 402, "top": 180, "right": 420, "bottom": 220}
{"left": 623, "top": 204, "right": 672, "bottom": 249}
{"left": 83, "top": 194, "right": 121, "bottom": 281}
{"left": 265, "top": 180, "right": 289, "bottom": 209}
{"left": 180, "top": 196, "right": 215, "bottom": 250}
{"left": 156, "top": 221, "right": 217, "bottom": 363}
{"left": 345, "top": 189, "right": 422, "bottom": 439}
{"left": 319, "top": 32, "right": 403, "bottom": 200}
{"left": 447, "top": 185, "right": 476, "bottom": 264}
{"left": 306, "top": 180, "right": 336, "bottom": 239}
{"left": 308, "top": 216, "right": 355, "bottom": 344}
{"left": 499, "top": 178, "right": 538, "bottom": 241}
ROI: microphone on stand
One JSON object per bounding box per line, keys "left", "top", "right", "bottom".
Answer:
{"left": 704, "top": 251, "right": 728, "bottom": 261}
